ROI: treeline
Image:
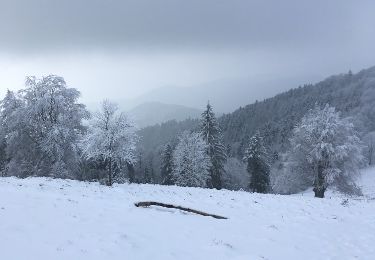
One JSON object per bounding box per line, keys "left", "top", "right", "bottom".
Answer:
{"left": 135, "top": 67, "right": 375, "bottom": 197}
{"left": 0, "top": 66, "right": 374, "bottom": 198}
{"left": 157, "top": 102, "right": 364, "bottom": 198}
{"left": 0, "top": 76, "right": 137, "bottom": 186}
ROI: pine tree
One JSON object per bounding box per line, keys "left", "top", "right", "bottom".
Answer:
{"left": 200, "top": 102, "right": 227, "bottom": 189}
{"left": 244, "top": 131, "right": 270, "bottom": 193}
{"left": 161, "top": 144, "right": 174, "bottom": 185}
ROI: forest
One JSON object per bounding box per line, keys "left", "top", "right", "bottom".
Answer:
{"left": 1, "top": 67, "right": 374, "bottom": 198}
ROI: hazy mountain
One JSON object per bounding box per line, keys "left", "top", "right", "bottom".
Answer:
{"left": 128, "top": 102, "right": 202, "bottom": 128}
{"left": 85, "top": 75, "right": 318, "bottom": 114}
{"left": 127, "top": 75, "right": 317, "bottom": 113}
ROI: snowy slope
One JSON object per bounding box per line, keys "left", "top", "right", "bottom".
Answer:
{"left": 0, "top": 170, "right": 374, "bottom": 260}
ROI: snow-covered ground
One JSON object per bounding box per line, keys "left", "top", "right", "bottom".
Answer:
{"left": 0, "top": 169, "right": 374, "bottom": 260}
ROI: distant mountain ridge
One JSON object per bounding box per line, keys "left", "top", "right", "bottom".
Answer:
{"left": 116, "top": 75, "right": 313, "bottom": 113}
{"left": 128, "top": 102, "right": 201, "bottom": 128}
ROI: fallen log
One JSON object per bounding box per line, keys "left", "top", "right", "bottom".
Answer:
{"left": 134, "top": 201, "right": 228, "bottom": 219}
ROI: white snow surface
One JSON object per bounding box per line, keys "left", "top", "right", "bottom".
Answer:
{"left": 0, "top": 168, "right": 375, "bottom": 260}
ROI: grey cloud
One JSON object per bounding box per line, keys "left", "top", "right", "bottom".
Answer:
{"left": 1, "top": 0, "right": 374, "bottom": 53}
{"left": 1, "top": 0, "right": 375, "bottom": 112}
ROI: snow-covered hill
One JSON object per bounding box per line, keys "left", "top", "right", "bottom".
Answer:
{"left": 0, "top": 169, "right": 374, "bottom": 260}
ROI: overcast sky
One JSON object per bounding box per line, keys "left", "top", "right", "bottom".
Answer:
{"left": 1, "top": 0, "right": 375, "bottom": 106}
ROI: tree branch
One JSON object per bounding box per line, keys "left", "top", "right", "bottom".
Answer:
{"left": 134, "top": 201, "right": 228, "bottom": 219}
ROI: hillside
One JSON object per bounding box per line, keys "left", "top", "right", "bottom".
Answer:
{"left": 0, "top": 167, "right": 374, "bottom": 260}
{"left": 128, "top": 102, "right": 201, "bottom": 128}
{"left": 219, "top": 67, "right": 375, "bottom": 156}
{"left": 137, "top": 66, "right": 375, "bottom": 179}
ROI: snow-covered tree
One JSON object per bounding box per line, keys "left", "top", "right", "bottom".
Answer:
{"left": 172, "top": 131, "right": 210, "bottom": 187}
{"left": 0, "top": 90, "right": 23, "bottom": 173}
{"left": 200, "top": 102, "right": 227, "bottom": 189}
{"left": 288, "top": 104, "right": 364, "bottom": 198}
{"left": 160, "top": 144, "right": 174, "bottom": 185}
{"left": 0, "top": 90, "right": 23, "bottom": 132}
{"left": 0, "top": 76, "right": 89, "bottom": 178}
{"left": 270, "top": 153, "right": 309, "bottom": 195}
{"left": 244, "top": 131, "right": 270, "bottom": 193}
{"left": 80, "top": 100, "right": 137, "bottom": 186}
{"left": 222, "top": 157, "right": 248, "bottom": 190}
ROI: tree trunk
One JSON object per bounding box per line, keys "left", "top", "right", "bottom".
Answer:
{"left": 108, "top": 157, "right": 113, "bottom": 186}
{"left": 209, "top": 167, "right": 222, "bottom": 190}
{"left": 127, "top": 162, "right": 135, "bottom": 183}
{"left": 314, "top": 162, "right": 326, "bottom": 198}
{"left": 313, "top": 187, "right": 325, "bottom": 198}
{"left": 369, "top": 145, "right": 373, "bottom": 165}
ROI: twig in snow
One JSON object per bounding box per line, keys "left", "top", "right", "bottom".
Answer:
{"left": 134, "top": 201, "right": 228, "bottom": 219}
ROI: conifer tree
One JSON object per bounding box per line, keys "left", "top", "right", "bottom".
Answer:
{"left": 200, "top": 102, "right": 227, "bottom": 189}
{"left": 244, "top": 131, "right": 270, "bottom": 193}
{"left": 161, "top": 144, "right": 174, "bottom": 185}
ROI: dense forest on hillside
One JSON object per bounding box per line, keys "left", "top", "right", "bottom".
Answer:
{"left": 136, "top": 67, "right": 375, "bottom": 187}
{"left": 220, "top": 68, "right": 375, "bottom": 156}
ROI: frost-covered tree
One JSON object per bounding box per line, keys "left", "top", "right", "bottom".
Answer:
{"left": 0, "top": 76, "right": 88, "bottom": 178}
{"left": 222, "top": 157, "right": 248, "bottom": 190}
{"left": 0, "top": 90, "right": 22, "bottom": 132}
{"left": 160, "top": 144, "right": 174, "bottom": 185}
{"left": 288, "top": 104, "right": 364, "bottom": 198}
{"left": 0, "top": 90, "right": 23, "bottom": 173}
{"left": 200, "top": 102, "right": 227, "bottom": 189}
{"left": 270, "top": 153, "right": 309, "bottom": 195}
{"left": 80, "top": 100, "right": 137, "bottom": 186}
{"left": 244, "top": 131, "right": 270, "bottom": 193}
{"left": 172, "top": 131, "right": 210, "bottom": 187}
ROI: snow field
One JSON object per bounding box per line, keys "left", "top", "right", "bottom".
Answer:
{"left": 0, "top": 169, "right": 374, "bottom": 260}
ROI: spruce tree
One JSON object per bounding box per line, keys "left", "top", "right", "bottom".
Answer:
{"left": 161, "top": 144, "right": 174, "bottom": 185}
{"left": 200, "top": 102, "right": 227, "bottom": 189}
{"left": 244, "top": 131, "right": 270, "bottom": 193}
